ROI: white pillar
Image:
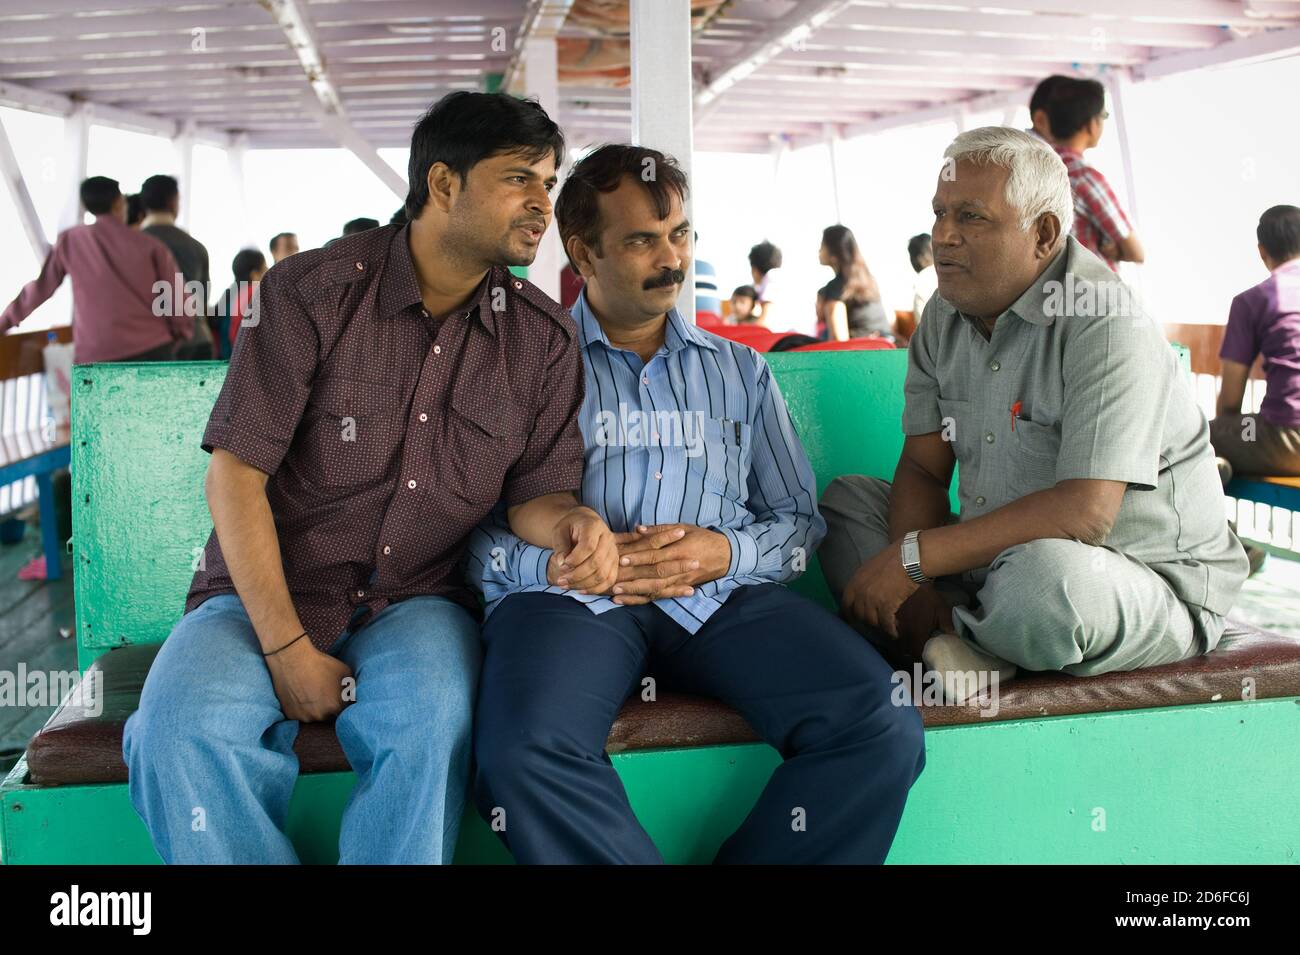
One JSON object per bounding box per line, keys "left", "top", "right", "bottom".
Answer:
{"left": 824, "top": 123, "right": 843, "bottom": 223}
{"left": 226, "top": 132, "right": 255, "bottom": 247}
{"left": 0, "top": 113, "right": 49, "bottom": 258}
{"left": 1104, "top": 69, "right": 1141, "bottom": 230}
{"left": 523, "top": 34, "right": 561, "bottom": 301}
{"left": 631, "top": 0, "right": 695, "bottom": 322}
{"left": 57, "top": 103, "right": 90, "bottom": 232}
{"left": 175, "top": 119, "right": 196, "bottom": 229}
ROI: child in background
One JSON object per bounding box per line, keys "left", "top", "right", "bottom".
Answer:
{"left": 729, "top": 285, "right": 759, "bottom": 325}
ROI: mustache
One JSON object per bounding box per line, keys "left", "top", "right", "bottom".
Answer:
{"left": 643, "top": 268, "right": 686, "bottom": 290}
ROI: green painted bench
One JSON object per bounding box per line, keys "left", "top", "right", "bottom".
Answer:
{"left": 3, "top": 351, "right": 1299, "bottom": 865}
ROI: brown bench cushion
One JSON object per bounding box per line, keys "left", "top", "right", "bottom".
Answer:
{"left": 24, "top": 620, "right": 1300, "bottom": 785}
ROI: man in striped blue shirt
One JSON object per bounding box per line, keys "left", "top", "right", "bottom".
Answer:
{"left": 465, "top": 144, "right": 924, "bottom": 864}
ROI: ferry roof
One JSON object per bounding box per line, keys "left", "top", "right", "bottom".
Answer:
{"left": 2, "top": 0, "right": 1299, "bottom": 154}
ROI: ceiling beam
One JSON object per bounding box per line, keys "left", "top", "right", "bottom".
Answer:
{"left": 1133, "top": 22, "right": 1300, "bottom": 78}
{"left": 501, "top": 0, "right": 576, "bottom": 95}
{"left": 260, "top": 0, "right": 406, "bottom": 198}
{"left": 841, "top": 0, "right": 1300, "bottom": 28}
{"left": 695, "top": 0, "right": 856, "bottom": 116}
{"left": 0, "top": 77, "right": 233, "bottom": 146}
{"left": 830, "top": 6, "right": 1226, "bottom": 48}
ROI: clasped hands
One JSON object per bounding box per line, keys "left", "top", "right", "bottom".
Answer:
{"left": 548, "top": 507, "right": 731, "bottom": 605}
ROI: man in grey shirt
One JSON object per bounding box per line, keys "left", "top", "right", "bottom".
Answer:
{"left": 141, "top": 173, "right": 215, "bottom": 359}
{"left": 819, "top": 127, "right": 1248, "bottom": 703}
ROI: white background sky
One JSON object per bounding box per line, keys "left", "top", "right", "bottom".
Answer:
{"left": 2, "top": 54, "right": 1298, "bottom": 339}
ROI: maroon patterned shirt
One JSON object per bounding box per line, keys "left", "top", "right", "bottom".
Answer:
{"left": 186, "top": 223, "right": 586, "bottom": 650}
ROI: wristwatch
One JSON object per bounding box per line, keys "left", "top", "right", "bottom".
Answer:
{"left": 901, "top": 530, "right": 929, "bottom": 583}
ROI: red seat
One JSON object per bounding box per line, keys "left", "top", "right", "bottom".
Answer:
{"left": 706, "top": 325, "right": 799, "bottom": 352}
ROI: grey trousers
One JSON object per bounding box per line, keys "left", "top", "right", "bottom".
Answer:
{"left": 818, "top": 475, "right": 1222, "bottom": 677}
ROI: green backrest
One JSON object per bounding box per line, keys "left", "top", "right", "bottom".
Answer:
{"left": 70, "top": 347, "right": 1188, "bottom": 668}
{"left": 72, "top": 362, "right": 231, "bottom": 670}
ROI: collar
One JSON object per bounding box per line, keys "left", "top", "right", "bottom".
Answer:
{"left": 140, "top": 211, "right": 176, "bottom": 229}
{"left": 377, "top": 223, "right": 496, "bottom": 335}
{"left": 572, "top": 288, "right": 717, "bottom": 354}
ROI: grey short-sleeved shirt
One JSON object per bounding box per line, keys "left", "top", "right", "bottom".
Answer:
{"left": 903, "top": 236, "right": 1247, "bottom": 618}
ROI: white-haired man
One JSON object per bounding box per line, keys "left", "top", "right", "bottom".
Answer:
{"left": 818, "top": 127, "right": 1247, "bottom": 702}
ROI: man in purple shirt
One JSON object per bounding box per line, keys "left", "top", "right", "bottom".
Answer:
{"left": 1, "top": 176, "right": 192, "bottom": 363}
{"left": 1212, "top": 204, "right": 1300, "bottom": 480}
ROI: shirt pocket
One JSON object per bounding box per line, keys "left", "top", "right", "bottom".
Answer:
{"left": 692, "top": 415, "right": 752, "bottom": 501}
{"left": 1009, "top": 416, "right": 1061, "bottom": 497}
{"left": 441, "top": 384, "right": 526, "bottom": 504}
{"left": 300, "top": 377, "right": 405, "bottom": 488}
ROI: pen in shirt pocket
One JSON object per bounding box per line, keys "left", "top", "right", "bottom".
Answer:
{"left": 720, "top": 417, "right": 742, "bottom": 445}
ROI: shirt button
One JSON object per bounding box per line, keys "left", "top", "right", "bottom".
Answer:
{"left": 985, "top": 432, "right": 995, "bottom": 444}
{"left": 421, "top": 309, "right": 429, "bottom": 318}
{"left": 989, "top": 360, "right": 1001, "bottom": 371}
{"left": 356, "top": 589, "right": 366, "bottom": 598}
{"left": 654, "top": 472, "right": 662, "bottom": 480}
{"left": 975, "top": 496, "right": 986, "bottom": 506}
{"left": 382, "top": 545, "right": 391, "bottom": 555}
{"left": 407, "top": 479, "right": 417, "bottom": 489}
{"left": 641, "top": 377, "right": 650, "bottom": 386}
{"left": 418, "top": 412, "right": 428, "bottom": 422}
{"left": 513, "top": 280, "right": 522, "bottom": 289}
{"left": 354, "top": 262, "right": 364, "bottom": 271}
{"left": 433, "top": 345, "right": 442, "bottom": 355}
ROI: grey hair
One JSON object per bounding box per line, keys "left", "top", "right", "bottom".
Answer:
{"left": 943, "top": 126, "right": 1074, "bottom": 239}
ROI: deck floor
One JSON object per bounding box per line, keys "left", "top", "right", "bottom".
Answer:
{"left": 0, "top": 518, "right": 1297, "bottom": 779}
{"left": 0, "top": 530, "right": 74, "bottom": 775}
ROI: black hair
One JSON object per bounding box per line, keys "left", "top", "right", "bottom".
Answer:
{"left": 731, "top": 285, "right": 757, "bottom": 300}
{"left": 139, "top": 174, "right": 180, "bottom": 212}
{"left": 908, "top": 233, "right": 933, "bottom": 272}
{"left": 232, "top": 248, "right": 267, "bottom": 284}
{"left": 80, "top": 177, "right": 121, "bottom": 216}
{"left": 1046, "top": 77, "right": 1106, "bottom": 140}
{"left": 554, "top": 143, "right": 689, "bottom": 271}
{"left": 342, "top": 217, "right": 380, "bottom": 236}
{"left": 820, "top": 224, "right": 879, "bottom": 304}
{"left": 404, "top": 91, "right": 565, "bottom": 221}
{"left": 269, "top": 231, "right": 296, "bottom": 254}
{"left": 748, "top": 240, "right": 782, "bottom": 275}
{"left": 1029, "top": 74, "right": 1071, "bottom": 116}
{"left": 126, "top": 193, "right": 146, "bottom": 226}
{"left": 1257, "top": 205, "right": 1300, "bottom": 262}
{"left": 771, "top": 334, "right": 820, "bottom": 352}
{"left": 390, "top": 206, "right": 408, "bottom": 225}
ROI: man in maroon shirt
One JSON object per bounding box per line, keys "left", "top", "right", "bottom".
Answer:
{"left": 1, "top": 176, "right": 192, "bottom": 362}
{"left": 122, "top": 92, "right": 618, "bottom": 864}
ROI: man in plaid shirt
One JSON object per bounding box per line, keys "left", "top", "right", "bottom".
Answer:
{"left": 1043, "top": 77, "right": 1145, "bottom": 271}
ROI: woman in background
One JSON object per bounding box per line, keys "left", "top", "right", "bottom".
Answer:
{"left": 816, "top": 224, "right": 891, "bottom": 342}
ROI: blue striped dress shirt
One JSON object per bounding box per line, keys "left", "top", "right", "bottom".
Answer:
{"left": 465, "top": 289, "right": 826, "bottom": 633}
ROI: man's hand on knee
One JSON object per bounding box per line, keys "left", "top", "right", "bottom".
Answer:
{"left": 265, "top": 638, "right": 354, "bottom": 723}
{"left": 840, "top": 539, "right": 920, "bottom": 640}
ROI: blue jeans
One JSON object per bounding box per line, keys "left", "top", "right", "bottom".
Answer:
{"left": 122, "top": 593, "right": 481, "bottom": 864}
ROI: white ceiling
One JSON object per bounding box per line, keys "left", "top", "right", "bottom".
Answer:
{"left": 1, "top": 0, "right": 1299, "bottom": 153}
